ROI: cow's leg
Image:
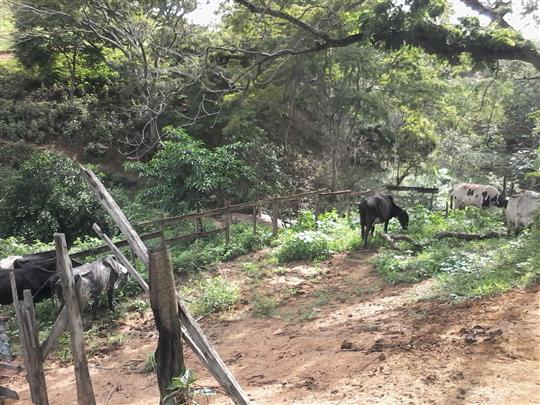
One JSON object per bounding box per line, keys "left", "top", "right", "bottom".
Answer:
{"left": 363, "top": 218, "right": 375, "bottom": 248}
{"left": 383, "top": 221, "right": 389, "bottom": 233}
{"left": 91, "top": 295, "right": 100, "bottom": 320}
{"left": 107, "top": 289, "right": 114, "bottom": 311}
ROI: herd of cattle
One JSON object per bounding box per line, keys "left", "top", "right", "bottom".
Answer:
{"left": 0, "top": 182, "right": 538, "bottom": 313}
{"left": 359, "top": 183, "right": 540, "bottom": 246}
{"left": 0, "top": 253, "right": 128, "bottom": 314}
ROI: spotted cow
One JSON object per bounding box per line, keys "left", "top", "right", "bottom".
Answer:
{"left": 450, "top": 183, "right": 507, "bottom": 209}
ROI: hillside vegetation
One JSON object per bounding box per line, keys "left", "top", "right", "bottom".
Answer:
{"left": 0, "top": 0, "right": 539, "bottom": 359}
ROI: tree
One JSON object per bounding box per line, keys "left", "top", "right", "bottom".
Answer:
{"left": 226, "top": 0, "right": 540, "bottom": 70}
{"left": 0, "top": 151, "right": 112, "bottom": 243}
{"left": 127, "top": 127, "right": 286, "bottom": 210}
{"left": 10, "top": 0, "right": 208, "bottom": 155}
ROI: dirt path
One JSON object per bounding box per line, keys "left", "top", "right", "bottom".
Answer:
{"left": 5, "top": 251, "right": 540, "bottom": 404}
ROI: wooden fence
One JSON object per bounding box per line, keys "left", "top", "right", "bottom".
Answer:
{"left": 70, "top": 188, "right": 374, "bottom": 260}
{"left": 68, "top": 185, "right": 442, "bottom": 261}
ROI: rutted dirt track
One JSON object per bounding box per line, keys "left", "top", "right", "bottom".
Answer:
{"left": 5, "top": 251, "right": 540, "bottom": 404}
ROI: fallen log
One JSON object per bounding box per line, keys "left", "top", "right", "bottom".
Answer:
{"left": 433, "top": 231, "right": 506, "bottom": 240}
{"left": 380, "top": 234, "right": 424, "bottom": 251}
{"left": 380, "top": 233, "right": 399, "bottom": 250}
{"left": 379, "top": 231, "right": 506, "bottom": 251}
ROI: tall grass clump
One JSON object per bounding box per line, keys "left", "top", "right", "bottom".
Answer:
{"left": 190, "top": 276, "right": 240, "bottom": 316}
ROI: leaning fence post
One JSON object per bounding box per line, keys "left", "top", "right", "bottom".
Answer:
{"left": 224, "top": 200, "right": 231, "bottom": 245}
{"left": 54, "top": 233, "right": 96, "bottom": 405}
{"left": 252, "top": 205, "right": 257, "bottom": 236}
{"left": 9, "top": 272, "right": 27, "bottom": 363}
{"left": 271, "top": 199, "right": 279, "bottom": 237}
{"left": 22, "top": 290, "right": 49, "bottom": 405}
{"left": 149, "top": 246, "right": 186, "bottom": 405}
{"left": 314, "top": 192, "right": 321, "bottom": 222}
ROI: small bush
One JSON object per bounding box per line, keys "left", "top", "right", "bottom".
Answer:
{"left": 191, "top": 276, "right": 239, "bottom": 316}
{"left": 276, "top": 231, "right": 331, "bottom": 262}
{"left": 251, "top": 294, "right": 278, "bottom": 317}
{"left": 275, "top": 210, "right": 360, "bottom": 262}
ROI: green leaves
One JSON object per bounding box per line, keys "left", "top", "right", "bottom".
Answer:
{"left": 0, "top": 151, "right": 112, "bottom": 243}
{"left": 127, "top": 126, "right": 277, "bottom": 209}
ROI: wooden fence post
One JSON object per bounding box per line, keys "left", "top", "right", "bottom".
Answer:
{"left": 271, "top": 200, "right": 279, "bottom": 237}
{"left": 429, "top": 192, "right": 435, "bottom": 211}
{"left": 9, "top": 272, "right": 27, "bottom": 363}
{"left": 21, "top": 290, "right": 49, "bottom": 405}
{"left": 92, "top": 224, "right": 149, "bottom": 293}
{"left": 54, "top": 233, "right": 96, "bottom": 405}
{"left": 149, "top": 246, "right": 186, "bottom": 405}
{"left": 252, "top": 205, "right": 257, "bottom": 236}
{"left": 314, "top": 192, "right": 321, "bottom": 222}
{"left": 224, "top": 200, "right": 231, "bottom": 245}
{"left": 79, "top": 165, "right": 149, "bottom": 267}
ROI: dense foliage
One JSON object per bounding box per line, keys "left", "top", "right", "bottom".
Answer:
{"left": 0, "top": 151, "right": 112, "bottom": 243}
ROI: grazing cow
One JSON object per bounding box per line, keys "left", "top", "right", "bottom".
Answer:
{"left": 506, "top": 190, "right": 540, "bottom": 236}
{"left": 450, "top": 183, "right": 507, "bottom": 209}
{"left": 0, "top": 266, "right": 59, "bottom": 305}
{"left": 56, "top": 255, "right": 128, "bottom": 314}
{"left": 358, "top": 194, "right": 409, "bottom": 247}
{"left": 0, "top": 252, "right": 82, "bottom": 305}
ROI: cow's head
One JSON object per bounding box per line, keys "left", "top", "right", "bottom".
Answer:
{"left": 397, "top": 209, "right": 409, "bottom": 230}
{"left": 103, "top": 256, "right": 129, "bottom": 287}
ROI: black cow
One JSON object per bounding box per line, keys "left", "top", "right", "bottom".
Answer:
{"left": 0, "top": 252, "right": 81, "bottom": 305}
{"left": 358, "top": 194, "right": 409, "bottom": 247}
{"left": 0, "top": 266, "right": 58, "bottom": 305}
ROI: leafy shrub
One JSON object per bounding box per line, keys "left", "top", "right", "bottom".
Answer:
{"left": 191, "top": 276, "right": 240, "bottom": 316}
{"left": 0, "top": 152, "right": 112, "bottom": 243}
{"left": 171, "top": 223, "right": 272, "bottom": 274}
{"left": 276, "top": 231, "right": 331, "bottom": 262}
{"left": 276, "top": 210, "right": 360, "bottom": 262}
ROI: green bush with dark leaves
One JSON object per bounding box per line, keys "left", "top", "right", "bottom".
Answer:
{"left": 0, "top": 151, "right": 112, "bottom": 243}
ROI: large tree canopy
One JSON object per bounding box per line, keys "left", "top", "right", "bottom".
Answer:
{"left": 227, "top": 0, "right": 540, "bottom": 70}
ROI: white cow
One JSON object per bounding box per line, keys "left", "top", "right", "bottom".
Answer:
{"left": 506, "top": 190, "right": 540, "bottom": 236}
{"left": 450, "top": 183, "right": 507, "bottom": 209}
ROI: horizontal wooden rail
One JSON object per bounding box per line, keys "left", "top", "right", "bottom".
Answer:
{"left": 70, "top": 230, "right": 162, "bottom": 259}
{"left": 319, "top": 189, "right": 352, "bottom": 197}
{"left": 138, "top": 189, "right": 327, "bottom": 228}
{"left": 163, "top": 228, "right": 225, "bottom": 247}
{"left": 385, "top": 185, "right": 439, "bottom": 193}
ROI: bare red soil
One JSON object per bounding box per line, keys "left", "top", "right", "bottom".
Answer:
{"left": 5, "top": 250, "right": 540, "bottom": 404}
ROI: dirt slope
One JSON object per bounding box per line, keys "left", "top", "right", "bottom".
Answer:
{"left": 5, "top": 251, "right": 540, "bottom": 404}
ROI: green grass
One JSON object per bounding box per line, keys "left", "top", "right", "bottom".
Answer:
{"left": 372, "top": 206, "right": 540, "bottom": 301}
{"left": 250, "top": 294, "right": 278, "bottom": 317}
{"left": 189, "top": 276, "right": 240, "bottom": 317}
